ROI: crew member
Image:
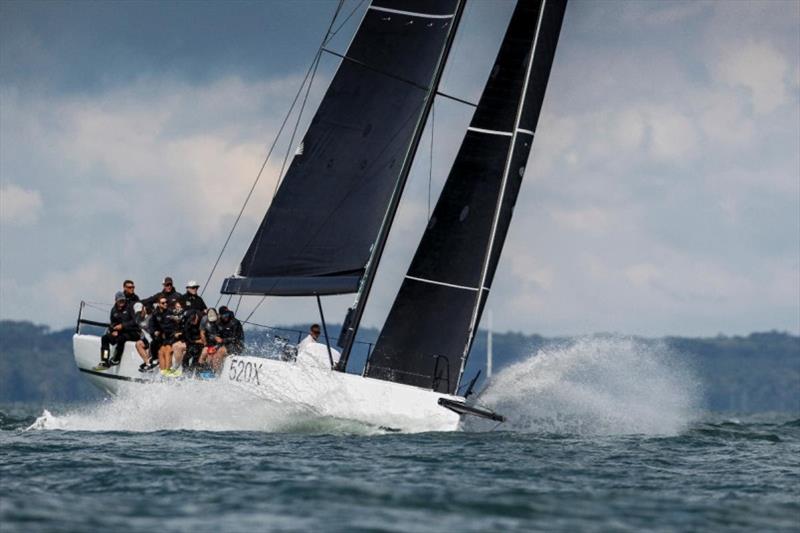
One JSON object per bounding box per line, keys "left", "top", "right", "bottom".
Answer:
{"left": 199, "top": 308, "right": 222, "bottom": 370}
{"left": 205, "top": 308, "right": 244, "bottom": 372}
{"left": 133, "top": 302, "right": 158, "bottom": 372}
{"left": 142, "top": 277, "right": 182, "bottom": 309}
{"left": 297, "top": 324, "right": 321, "bottom": 354}
{"left": 172, "top": 309, "right": 204, "bottom": 372}
{"left": 97, "top": 292, "right": 140, "bottom": 369}
{"left": 122, "top": 280, "right": 140, "bottom": 310}
{"left": 182, "top": 280, "right": 207, "bottom": 313}
{"left": 151, "top": 296, "right": 180, "bottom": 376}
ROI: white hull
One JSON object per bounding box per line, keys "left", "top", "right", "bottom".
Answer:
{"left": 73, "top": 334, "right": 463, "bottom": 432}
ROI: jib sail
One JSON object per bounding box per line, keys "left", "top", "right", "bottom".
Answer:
{"left": 222, "top": 0, "right": 461, "bottom": 296}
{"left": 365, "top": 0, "right": 568, "bottom": 394}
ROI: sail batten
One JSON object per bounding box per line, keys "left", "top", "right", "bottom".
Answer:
{"left": 366, "top": 0, "right": 568, "bottom": 394}
{"left": 223, "top": 0, "right": 461, "bottom": 297}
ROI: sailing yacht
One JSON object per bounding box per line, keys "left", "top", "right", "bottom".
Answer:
{"left": 73, "top": 0, "right": 567, "bottom": 432}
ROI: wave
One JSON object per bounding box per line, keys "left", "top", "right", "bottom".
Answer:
{"left": 472, "top": 336, "right": 702, "bottom": 436}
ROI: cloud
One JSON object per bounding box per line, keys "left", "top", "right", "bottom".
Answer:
{"left": 716, "top": 40, "right": 791, "bottom": 114}
{"left": 0, "top": 1, "right": 798, "bottom": 337}
{"left": 0, "top": 74, "right": 316, "bottom": 325}
{"left": 0, "top": 184, "right": 43, "bottom": 225}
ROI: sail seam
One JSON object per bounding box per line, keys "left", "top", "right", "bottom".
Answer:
{"left": 467, "top": 126, "right": 513, "bottom": 137}
{"left": 369, "top": 6, "right": 454, "bottom": 19}
{"left": 405, "top": 275, "right": 488, "bottom": 292}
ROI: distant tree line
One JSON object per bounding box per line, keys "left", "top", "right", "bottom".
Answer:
{"left": 0, "top": 320, "right": 797, "bottom": 412}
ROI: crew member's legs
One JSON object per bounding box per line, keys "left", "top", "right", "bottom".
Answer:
{"left": 110, "top": 331, "right": 139, "bottom": 365}
{"left": 135, "top": 338, "right": 150, "bottom": 364}
{"left": 212, "top": 346, "right": 228, "bottom": 373}
{"left": 172, "top": 341, "right": 187, "bottom": 369}
{"left": 100, "top": 331, "right": 118, "bottom": 363}
{"left": 185, "top": 344, "right": 201, "bottom": 368}
{"left": 158, "top": 342, "right": 173, "bottom": 371}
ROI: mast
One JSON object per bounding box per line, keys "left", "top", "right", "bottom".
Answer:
{"left": 336, "top": 0, "right": 467, "bottom": 371}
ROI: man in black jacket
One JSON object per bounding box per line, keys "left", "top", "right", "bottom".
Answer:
{"left": 182, "top": 280, "right": 207, "bottom": 313}
{"left": 218, "top": 309, "right": 244, "bottom": 354}
{"left": 172, "top": 309, "right": 204, "bottom": 372}
{"left": 151, "top": 296, "right": 181, "bottom": 375}
{"left": 205, "top": 308, "right": 244, "bottom": 372}
{"left": 142, "top": 276, "right": 182, "bottom": 310}
{"left": 97, "top": 292, "right": 140, "bottom": 369}
{"left": 122, "top": 279, "right": 140, "bottom": 310}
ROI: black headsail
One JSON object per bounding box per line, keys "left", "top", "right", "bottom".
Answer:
{"left": 365, "top": 0, "right": 568, "bottom": 394}
{"left": 222, "top": 0, "right": 462, "bottom": 297}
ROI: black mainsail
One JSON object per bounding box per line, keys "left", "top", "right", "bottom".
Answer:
{"left": 222, "top": 0, "right": 463, "bottom": 297}
{"left": 365, "top": 0, "right": 568, "bottom": 394}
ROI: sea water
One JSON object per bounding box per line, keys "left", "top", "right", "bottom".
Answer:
{"left": 1, "top": 338, "right": 798, "bottom": 532}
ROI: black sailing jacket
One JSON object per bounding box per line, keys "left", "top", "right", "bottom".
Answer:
{"left": 108, "top": 305, "right": 138, "bottom": 334}
{"left": 151, "top": 307, "right": 181, "bottom": 340}
{"left": 142, "top": 289, "right": 183, "bottom": 309}
{"left": 182, "top": 292, "right": 207, "bottom": 313}
{"left": 218, "top": 318, "right": 244, "bottom": 351}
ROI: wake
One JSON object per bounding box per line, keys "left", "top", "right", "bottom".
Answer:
{"left": 474, "top": 336, "right": 702, "bottom": 436}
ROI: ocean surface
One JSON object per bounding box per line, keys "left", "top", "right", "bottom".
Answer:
{"left": 2, "top": 339, "right": 798, "bottom": 532}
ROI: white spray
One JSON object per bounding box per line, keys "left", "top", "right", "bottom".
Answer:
{"left": 28, "top": 378, "right": 380, "bottom": 434}
{"left": 473, "top": 336, "right": 702, "bottom": 436}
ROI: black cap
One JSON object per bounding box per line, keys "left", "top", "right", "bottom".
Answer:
{"left": 163, "top": 276, "right": 173, "bottom": 284}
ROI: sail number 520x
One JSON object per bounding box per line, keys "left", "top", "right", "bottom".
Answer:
{"left": 228, "top": 358, "right": 262, "bottom": 385}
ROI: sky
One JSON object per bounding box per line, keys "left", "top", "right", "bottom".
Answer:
{"left": 1, "top": 0, "right": 798, "bottom": 338}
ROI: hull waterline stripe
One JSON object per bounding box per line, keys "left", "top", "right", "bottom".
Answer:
{"left": 517, "top": 128, "right": 535, "bottom": 136}
{"left": 406, "top": 275, "right": 489, "bottom": 292}
{"left": 79, "top": 367, "right": 149, "bottom": 383}
{"left": 467, "top": 126, "right": 513, "bottom": 137}
{"left": 369, "top": 6, "right": 454, "bottom": 19}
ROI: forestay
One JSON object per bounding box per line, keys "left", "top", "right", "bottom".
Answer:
{"left": 366, "top": 0, "right": 568, "bottom": 394}
{"left": 223, "top": 0, "right": 460, "bottom": 297}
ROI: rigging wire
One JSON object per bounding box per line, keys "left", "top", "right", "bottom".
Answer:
{"left": 273, "top": 47, "right": 325, "bottom": 196}
{"left": 428, "top": 102, "right": 435, "bottom": 220}
{"left": 200, "top": 0, "right": 347, "bottom": 300}
{"left": 329, "top": 0, "right": 366, "bottom": 43}
{"left": 241, "top": 2, "right": 352, "bottom": 323}
{"left": 239, "top": 0, "right": 370, "bottom": 324}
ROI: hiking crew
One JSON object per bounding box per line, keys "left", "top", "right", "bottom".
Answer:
{"left": 133, "top": 302, "right": 159, "bottom": 372}
{"left": 182, "top": 281, "right": 207, "bottom": 313}
{"left": 94, "top": 280, "right": 250, "bottom": 377}
{"left": 172, "top": 310, "right": 204, "bottom": 371}
{"left": 122, "top": 280, "right": 140, "bottom": 310}
{"left": 199, "top": 308, "right": 222, "bottom": 370}
{"left": 98, "top": 292, "right": 140, "bottom": 369}
{"left": 151, "top": 297, "right": 181, "bottom": 375}
{"left": 205, "top": 307, "right": 244, "bottom": 372}
{"left": 142, "top": 277, "right": 182, "bottom": 309}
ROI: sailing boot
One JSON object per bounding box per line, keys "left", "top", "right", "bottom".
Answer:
{"left": 95, "top": 350, "right": 111, "bottom": 370}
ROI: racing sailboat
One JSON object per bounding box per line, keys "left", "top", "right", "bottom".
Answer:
{"left": 73, "top": 0, "right": 567, "bottom": 432}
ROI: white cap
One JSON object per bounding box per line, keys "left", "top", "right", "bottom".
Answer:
{"left": 186, "top": 280, "right": 200, "bottom": 288}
